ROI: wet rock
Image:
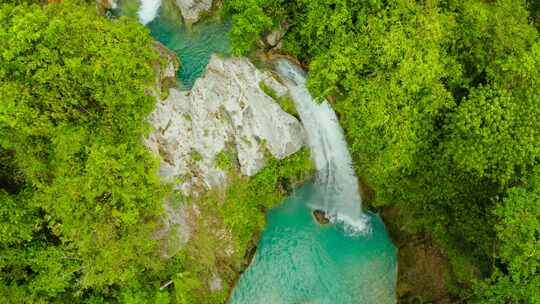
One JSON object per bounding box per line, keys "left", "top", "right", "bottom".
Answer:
{"left": 313, "top": 209, "right": 330, "bottom": 225}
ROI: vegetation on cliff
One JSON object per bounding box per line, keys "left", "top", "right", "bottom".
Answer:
{"left": 227, "top": 0, "right": 540, "bottom": 302}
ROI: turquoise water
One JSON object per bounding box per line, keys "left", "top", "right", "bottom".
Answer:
{"left": 117, "top": 0, "right": 230, "bottom": 88}
{"left": 230, "top": 183, "right": 397, "bottom": 304}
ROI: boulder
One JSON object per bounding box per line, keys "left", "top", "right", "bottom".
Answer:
{"left": 313, "top": 209, "right": 330, "bottom": 225}
{"left": 174, "top": 0, "right": 213, "bottom": 24}
{"left": 146, "top": 55, "right": 306, "bottom": 196}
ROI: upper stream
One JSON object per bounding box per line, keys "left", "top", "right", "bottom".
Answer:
{"left": 118, "top": 1, "right": 398, "bottom": 302}
{"left": 117, "top": 0, "right": 230, "bottom": 88}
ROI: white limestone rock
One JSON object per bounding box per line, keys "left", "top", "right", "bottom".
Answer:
{"left": 174, "top": 0, "right": 213, "bottom": 24}
{"left": 146, "top": 55, "right": 306, "bottom": 196}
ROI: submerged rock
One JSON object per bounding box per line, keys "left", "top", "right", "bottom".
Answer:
{"left": 146, "top": 55, "right": 306, "bottom": 195}
{"left": 174, "top": 0, "right": 213, "bottom": 24}
{"left": 313, "top": 209, "right": 330, "bottom": 225}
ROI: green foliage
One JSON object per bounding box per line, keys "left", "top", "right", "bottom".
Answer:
{"left": 224, "top": 0, "right": 289, "bottom": 55}
{"left": 190, "top": 150, "right": 203, "bottom": 162}
{"left": 219, "top": 148, "right": 313, "bottom": 255}
{"left": 228, "top": 0, "right": 540, "bottom": 301}
{"left": 0, "top": 1, "right": 171, "bottom": 302}
{"left": 214, "top": 149, "right": 236, "bottom": 172}
{"left": 474, "top": 168, "right": 540, "bottom": 303}
{"left": 527, "top": 0, "right": 540, "bottom": 29}
{"left": 258, "top": 80, "right": 298, "bottom": 118}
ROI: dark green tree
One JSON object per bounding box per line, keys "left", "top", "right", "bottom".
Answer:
{"left": 0, "top": 1, "right": 170, "bottom": 302}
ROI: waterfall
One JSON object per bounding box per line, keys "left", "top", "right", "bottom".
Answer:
{"left": 274, "top": 59, "right": 368, "bottom": 233}
{"left": 138, "top": 0, "right": 161, "bottom": 25}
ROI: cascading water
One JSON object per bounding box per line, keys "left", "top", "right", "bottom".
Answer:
{"left": 230, "top": 60, "right": 397, "bottom": 304}
{"left": 138, "top": 0, "right": 161, "bottom": 25}
{"left": 274, "top": 59, "right": 368, "bottom": 233}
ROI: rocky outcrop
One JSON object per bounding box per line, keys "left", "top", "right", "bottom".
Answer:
{"left": 264, "top": 21, "right": 290, "bottom": 49}
{"left": 152, "top": 41, "right": 180, "bottom": 98}
{"left": 313, "top": 210, "right": 330, "bottom": 225}
{"left": 147, "top": 51, "right": 307, "bottom": 294}
{"left": 174, "top": 0, "right": 213, "bottom": 24}
{"left": 146, "top": 55, "right": 306, "bottom": 196}
{"left": 145, "top": 18, "right": 305, "bottom": 294}
{"left": 96, "top": 0, "right": 116, "bottom": 15}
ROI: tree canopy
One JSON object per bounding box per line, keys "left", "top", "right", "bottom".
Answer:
{"left": 227, "top": 0, "right": 540, "bottom": 301}
{"left": 0, "top": 1, "right": 171, "bottom": 302}
{"left": 0, "top": 2, "right": 316, "bottom": 303}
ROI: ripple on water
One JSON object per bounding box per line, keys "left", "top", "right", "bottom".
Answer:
{"left": 229, "top": 183, "right": 397, "bottom": 304}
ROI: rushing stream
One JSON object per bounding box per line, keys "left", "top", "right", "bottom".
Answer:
{"left": 118, "top": 1, "right": 397, "bottom": 302}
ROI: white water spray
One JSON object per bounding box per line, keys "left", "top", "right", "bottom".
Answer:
{"left": 138, "top": 0, "right": 161, "bottom": 25}
{"left": 274, "top": 59, "right": 368, "bottom": 233}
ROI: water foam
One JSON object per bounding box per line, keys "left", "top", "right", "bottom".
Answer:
{"left": 274, "top": 59, "right": 368, "bottom": 234}
{"left": 138, "top": 0, "right": 161, "bottom": 25}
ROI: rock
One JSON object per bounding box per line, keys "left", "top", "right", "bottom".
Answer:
{"left": 208, "top": 274, "right": 223, "bottom": 292}
{"left": 153, "top": 197, "right": 194, "bottom": 258}
{"left": 152, "top": 41, "right": 181, "bottom": 98}
{"left": 146, "top": 55, "right": 305, "bottom": 256}
{"left": 313, "top": 209, "right": 330, "bottom": 225}
{"left": 174, "top": 0, "right": 213, "bottom": 25}
{"left": 146, "top": 48, "right": 309, "bottom": 295}
{"left": 96, "top": 0, "right": 116, "bottom": 15}
{"left": 264, "top": 21, "right": 290, "bottom": 49}
{"left": 265, "top": 31, "right": 283, "bottom": 48}
{"left": 146, "top": 55, "right": 306, "bottom": 195}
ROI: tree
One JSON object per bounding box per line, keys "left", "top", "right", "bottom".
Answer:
{"left": 475, "top": 168, "right": 540, "bottom": 303}
{"left": 0, "top": 1, "right": 169, "bottom": 301}
{"left": 227, "top": 0, "right": 540, "bottom": 301}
